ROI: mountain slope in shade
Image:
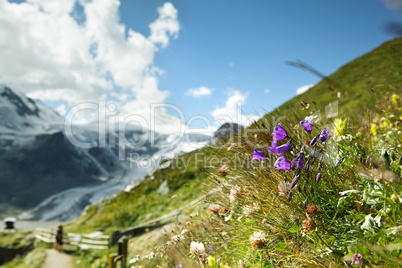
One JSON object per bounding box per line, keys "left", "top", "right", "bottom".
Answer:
{"left": 0, "top": 86, "right": 211, "bottom": 221}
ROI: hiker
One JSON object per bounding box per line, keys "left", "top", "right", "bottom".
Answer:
{"left": 55, "top": 225, "right": 63, "bottom": 252}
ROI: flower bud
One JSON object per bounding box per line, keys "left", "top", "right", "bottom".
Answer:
{"left": 316, "top": 173, "right": 322, "bottom": 183}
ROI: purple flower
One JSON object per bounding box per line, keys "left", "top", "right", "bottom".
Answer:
{"left": 287, "top": 191, "right": 292, "bottom": 202}
{"left": 252, "top": 148, "right": 266, "bottom": 161}
{"left": 290, "top": 175, "right": 300, "bottom": 188}
{"left": 274, "top": 156, "right": 292, "bottom": 170}
{"left": 319, "top": 128, "right": 332, "bottom": 143}
{"left": 272, "top": 123, "right": 287, "bottom": 140}
{"left": 351, "top": 253, "right": 363, "bottom": 266}
{"left": 300, "top": 119, "right": 313, "bottom": 133}
{"left": 311, "top": 148, "right": 322, "bottom": 159}
{"left": 267, "top": 140, "right": 279, "bottom": 155}
{"left": 292, "top": 153, "right": 304, "bottom": 169}
{"left": 277, "top": 139, "right": 294, "bottom": 154}
{"left": 304, "top": 198, "right": 308, "bottom": 210}
{"left": 207, "top": 246, "right": 215, "bottom": 251}
{"left": 316, "top": 173, "right": 322, "bottom": 183}
{"left": 335, "top": 158, "right": 345, "bottom": 168}
{"left": 310, "top": 135, "right": 319, "bottom": 145}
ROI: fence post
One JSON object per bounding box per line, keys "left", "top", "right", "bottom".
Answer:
{"left": 118, "top": 235, "right": 128, "bottom": 268}
{"left": 108, "top": 253, "right": 117, "bottom": 268}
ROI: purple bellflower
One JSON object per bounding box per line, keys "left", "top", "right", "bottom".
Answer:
{"left": 310, "top": 135, "right": 319, "bottom": 146}
{"left": 272, "top": 123, "right": 287, "bottom": 140}
{"left": 274, "top": 156, "right": 292, "bottom": 170}
{"left": 276, "top": 139, "right": 294, "bottom": 154}
{"left": 316, "top": 173, "right": 322, "bottom": 183}
{"left": 300, "top": 118, "right": 313, "bottom": 133}
{"left": 287, "top": 191, "right": 292, "bottom": 202}
{"left": 267, "top": 140, "right": 279, "bottom": 155}
{"left": 252, "top": 148, "right": 266, "bottom": 161}
{"left": 290, "top": 175, "right": 300, "bottom": 188}
{"left": 319, "top": 128, "right": 331, "bottom": 143}
{"left": 292, "top": 153, "right": 304, "bottom": 169}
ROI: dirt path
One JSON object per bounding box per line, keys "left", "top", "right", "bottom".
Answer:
{"left": 43, "top": 249, "right": 73, "bottom": 268}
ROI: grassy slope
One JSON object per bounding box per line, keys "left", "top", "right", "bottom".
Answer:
{"left": 260, "top": 38, "right": 402, "bottom": 125}
{"left": 68, "top": 38, "right": 402, "bottom": 235}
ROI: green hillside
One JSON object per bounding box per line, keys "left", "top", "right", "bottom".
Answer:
{"left": 260, "top": 38, "right": 402, "bottom": 124}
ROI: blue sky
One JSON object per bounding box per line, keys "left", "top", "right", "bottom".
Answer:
{"left": 2, "top": 0, "right": 401, "bottom": 130}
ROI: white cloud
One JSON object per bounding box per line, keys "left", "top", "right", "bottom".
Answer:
{"left": 148, "top": 2, "right": 180, "bottom": 49}
{"left": 0, "top": 0, "right": 180, "bottom": 120}
{"left": 211, "top": 89, "right": 260, "bottom": 126}
{"left": 296, "top": 84, "right": 314, "bottom": 95}
{"left": 264, "top": 89, "right": 270, "bottom": 94}
{"left": 56, "top": 104, "right": 67, "bottom": 116}
{"left": 186, "top": 86, "right": 213, "bottom": 98}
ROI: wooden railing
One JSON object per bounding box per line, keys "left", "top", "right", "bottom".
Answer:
{"left": 34, "top": 228, "right": 110, "bottom": 250}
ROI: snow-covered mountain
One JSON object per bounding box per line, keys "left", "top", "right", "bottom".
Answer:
{"left": 0, "top": 85, "right": 211, "bottom": 221}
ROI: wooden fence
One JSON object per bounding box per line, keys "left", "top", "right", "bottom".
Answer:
{"left": 34, "top": 227, "right": 110, "bottom": 250}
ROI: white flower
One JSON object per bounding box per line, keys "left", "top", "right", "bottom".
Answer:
{"left": 243, "top": 203, "right": 260, "bottom": 215}
{"left": 250, "top": 231, "right": 266, "bottom": 242}
{"left": 172, "top": 235, "right": 184, "bottom": 242}
{"left": 229, "top": 185, "right": 242, "bottom": 203}
{"left": 181, "top": 229, "right": 189, "bottom": 235}
{"left": 190, "top": 241, "right": 205, "bottom": 254}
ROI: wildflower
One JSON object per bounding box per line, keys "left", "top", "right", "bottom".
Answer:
{"left": 207, "top": 256, "right": 217, "bottom": 267}
{"left": 290, "top": 175, "right": 300, "bottom": 189}
{"left": 316, "top": 173, "right": 322, "bottom": 183}
{"left": 305, "top": 161, "right": 310, "bottom": 173}
{"left": 310, "top": 135, "right": 319, "bottom": 145}
{"left": 302, "top": 217, "right": 316, "bottom": 232}
{"left": 300, "top": 118, "right": 313, "bottom": 133}
{"left": 292, "top": 153, "right": 304, "bottom": 169}
{"left": 278, "top": 181, "right": 291, "bottom": 196}
{"left": 287, "top": 191, "right": 292, "bottom": 202}
{"left": 272, "top": 123, "right": 287, "bottom": 140}
{"left": 218, "top": 165, "right": 228, "bottom": 176}
{"left": 190, "top": 241, "right": 205, "bottom": 255}
{"left": 267, "top": 140, "right": 279, "bottom": 155}
{"left": 276, "top": 139, "right": 294, "bottom": 154}
{"left": 250, "top": 231, "right": 267, "bottom": 250}
{"left": 209, "top": 204, "right": 220, "bottom": 214}
{"left": 252, "top": 148, "right": 266, "bottom": 161}
{"left": 335, "top": 158, "right": 344, "bottom": 168}
{"left": 274, "top": 156, "right": 292, "bottom": 170}
{"left": 207, "top": 246, "right": 215, "bottom": 251}
{"left": 333, "top": 118, "right": 347, "bottom": 136}
{"left": 351, "top": 253, "right": 363, "bottom": 266}
{"left": 243, "top": 203, "right": 260, "bottom": 215}
{"left": 172, "top": 235, "right": 185, "bottom": 242}
{"left": 303, "top": 198, "right": 308, "bottom": 210}
{"left": 181, "top": 229, "right": 188, "bottom": 235}
{"left": 175, "top": 265, "right": 183, "bottom": 268}
{"left": 392, "top": 93, "right": 399, "bottom": 104}
{"left": 229, "top": 185, "right": 242, "bottom": 203}
{"left": 319, "top": 128, "right": 331, "bottom": 143}
{"left": 311, "top": 148, "right": 321, "bottom": 158}
{"left": 305, "top": 204, "right": 320, "bottom": 215}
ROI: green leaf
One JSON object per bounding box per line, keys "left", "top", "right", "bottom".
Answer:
{"left": 288, "top": 227, "right": 299, "bottom": 233}
{"left": 275, "top": 242, "right": 287, "bottom": 251}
